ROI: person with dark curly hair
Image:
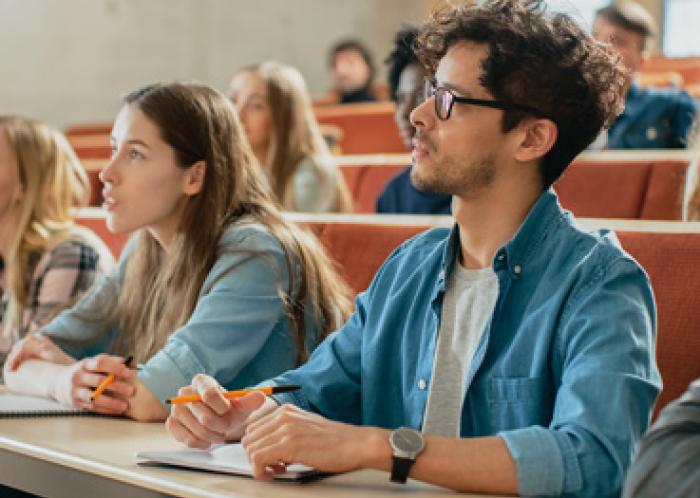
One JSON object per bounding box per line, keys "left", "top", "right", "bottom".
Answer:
{"left": 376, "top": 24, "right": 452, "bottom": 214}
{"left": 166, "top": 2, "right": 659, "bottom": 496}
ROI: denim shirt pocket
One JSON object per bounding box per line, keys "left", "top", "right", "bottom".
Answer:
{"left": 487, "top": 377, "right": 551, "bottom": 430}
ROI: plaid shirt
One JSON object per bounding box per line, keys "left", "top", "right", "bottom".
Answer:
{"left": 0, "top": 232, "right": 114, "bottom": 351}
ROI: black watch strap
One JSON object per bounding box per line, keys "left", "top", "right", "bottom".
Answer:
{"left": 390, "top": 455, "right": 415, "bottom": 483}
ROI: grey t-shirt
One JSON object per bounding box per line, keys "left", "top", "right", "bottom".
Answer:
{"left": 422, "top": 262, "right": 499, "bottom": 437}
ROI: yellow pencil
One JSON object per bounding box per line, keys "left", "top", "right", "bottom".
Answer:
{"left": 166, "top": 385, "right": 300, "bottom": 405}
{"left": 90, "top": 355, "right": 133, "bottom": 401}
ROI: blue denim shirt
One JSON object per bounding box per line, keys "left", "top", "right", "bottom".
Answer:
{"left": 270, "top": 189, "right": 661, "bottom": 497}
{"left": 608, "top": 82, "right": 698, "bottom": 149}
{"left": 42, "top": 222, "right": 320, "bottom": 406}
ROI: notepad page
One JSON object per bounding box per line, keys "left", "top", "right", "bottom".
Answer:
{"left": 0, "top": 393, "right": 86, "bottom": 416}
{"left": 136, "top": 443, "right": 315, "bottom": 480}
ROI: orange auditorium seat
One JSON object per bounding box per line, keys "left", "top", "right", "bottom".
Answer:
{"left": 338, "top": 155, "right": 690, "bottom": 220}
{"left": 617, "top": 230, "right": 700, "bottom": 417}
{"left": 315, "top": 102, "right": 404, "bottom": 154}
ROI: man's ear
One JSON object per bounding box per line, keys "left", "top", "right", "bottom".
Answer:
{"left": 183, "top": 160, "right": 206, "bottom": 196}
{"left": 514, "top": 119, "right": 558, "bottom": 163}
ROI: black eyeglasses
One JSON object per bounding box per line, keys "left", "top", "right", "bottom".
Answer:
{"left": 427, "top": 82, "right": 545, "bottom": 121}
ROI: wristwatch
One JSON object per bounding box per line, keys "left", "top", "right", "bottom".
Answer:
{"left": 389, "top": 427, "right": 425, "bottom": 483}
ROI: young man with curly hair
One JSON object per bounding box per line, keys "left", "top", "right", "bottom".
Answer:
{"left": 166, "top": 2, "right": 660, "bottom": 496}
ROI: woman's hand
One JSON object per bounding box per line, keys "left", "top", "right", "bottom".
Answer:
{"left": 5, "top": 334, "right": 75, "bottom": 371}
{"left": 53, "top": 353, "right": 136, "bottom": 415}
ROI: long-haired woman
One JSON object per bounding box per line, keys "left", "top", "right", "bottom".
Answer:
{"left": 0, "top": 116, "right": 114, "bottom": 363}
{"left": 228, "top": 61, "right": 353, "bottom": 213}
{"left": 4, "top": 83, "right": 352, "bottom": 421}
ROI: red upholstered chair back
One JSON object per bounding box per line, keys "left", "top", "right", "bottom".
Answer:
{"left": 555, "top": 161, "right": 652, "bottom": 218}
{"left": 618, "top": 231, "right": 700, "bottom": 417}
{"left": 314, "top": 102, "right": 404, "bottom": 154}
{"left": 338, "top": 164, "right": 406, "bottom": 213}
{"left": 640, "top": 161, "right": 688, "bottom": 220}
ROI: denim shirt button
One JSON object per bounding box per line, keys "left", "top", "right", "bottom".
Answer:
{"left": 513, "top": 264, "right": 522, "bottom": 275}
{"left": 498, "top": 253, "right": 505, "bottom": 261}
{"left": 418, "top": 379, "right": 427, "bottom": 390}
{"left": 438, "top": 270, "right": 445, "bottom": 280}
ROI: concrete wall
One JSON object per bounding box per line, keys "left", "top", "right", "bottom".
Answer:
{"left": 0, "top": 0, "right": 425, "bottom": 129}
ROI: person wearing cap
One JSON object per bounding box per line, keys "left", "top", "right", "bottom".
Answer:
{"left": 592, "top": 1, "right": 698, "bottom": 149}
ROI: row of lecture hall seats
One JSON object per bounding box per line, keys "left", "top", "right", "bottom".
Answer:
{"left": 64, "top": 101, "right": 405, "bottom": 158}
{"left": 75, "top": 210, "right": 700, "bottom": 420}
{"left": 78, "top": 151, "right": 695, "bottom": 221}
{"left": 339, "top": 152, "right": 693, "bottom": 218}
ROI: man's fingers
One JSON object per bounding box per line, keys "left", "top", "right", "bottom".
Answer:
{"left": 166, "top": 416, "right": 213, "bottom": 449}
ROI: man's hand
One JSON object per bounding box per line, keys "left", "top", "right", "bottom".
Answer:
{"left": 241, "top": 403, "right": 390, "bottom": 479}
{"left": 166, "top": 374, "right": 275, "bottom": 448}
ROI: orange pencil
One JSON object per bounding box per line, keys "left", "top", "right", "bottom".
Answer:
{"left": 90, "top": 355, "right": 133, "bottom": 401}
{"left": 166, "top": 385, "right": 301, "bottom": 405}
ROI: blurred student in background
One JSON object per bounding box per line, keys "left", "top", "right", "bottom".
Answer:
{"left": 0, "top": 116, "right": 113, "bottom": 366}
{"left": 4, "top": 83, "right": 352, "bottom": 421}
{"left": 328, "top": 39, "right": 378, "bottom": 104}
{"left": 592, "top": 1, "right": 698, "bottom": 149}
{"left": 228, "top": 62, "right": 352, "bottom": 213}
{"left": 376, "top": 25, "right": 452, "bottom": 214}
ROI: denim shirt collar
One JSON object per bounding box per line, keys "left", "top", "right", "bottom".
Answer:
{"left": 436, "top": 188, "right": 565, "bottom": 294}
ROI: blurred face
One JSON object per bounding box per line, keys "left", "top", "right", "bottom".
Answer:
{"left": 410, "top": 42, "right": 509, "bottom": 197}
{"left": 228, "top": 72, "right": 272, "bottom": 157}
{"left": 332, "top": 48, "right": 371, "bottom": 93}
{"left": 395, "top": 62, "right": 427, "bottom": 149}
{"left": 100, "top": 105, "right": 197, "bottom": 245}
{"left": 592, "top": 15, "right": 645, "bottom": 73}
{"left": 0, "top": 129, "right": 20, "bottom": 222}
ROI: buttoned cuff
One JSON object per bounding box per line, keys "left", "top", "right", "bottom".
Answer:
{"left": 138, "top": 339, "right": 205, "bottom": 410}
{"left": 499, "top": 426, "right": 581, "bottom": 497}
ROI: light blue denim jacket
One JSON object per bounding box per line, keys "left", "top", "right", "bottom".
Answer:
{"left": 42, "top": 221, "right": 320, "bottom": 406}
{"left": 270, "top": 189, "right": 661, "bottom": 498}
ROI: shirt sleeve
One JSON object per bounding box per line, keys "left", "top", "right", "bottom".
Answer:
{"left": 622, "top": 379, "right": 700, "bottom": 498}
{"left": 266, "top": 240, "right": 411, "bottom": 423}
{"left": 499, "top": 258, "right": 660, "bottom": 498}
{"left": 137, "top": 227, "right": 295, "bottom": 405}
{"left": 672, "top": 90, "right": 699, "bottom": 148}
{"left": 28, "top": 241, "right": 107, "bottom": 333}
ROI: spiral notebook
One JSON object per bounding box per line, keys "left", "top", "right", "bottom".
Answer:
{"left": 0, "top": 393, "right": 87, "bottom": 418}
{"left": 137, "top": 443, "right": 323, "bottom": 482}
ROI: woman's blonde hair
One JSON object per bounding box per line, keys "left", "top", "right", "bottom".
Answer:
{"left": 0, "top": 116, "right": 90, "bottom": 340}
{"left": 108, "top": 83, "right": 352, "bottom": 364}
{"left": 242, "top": 62, "right": 353, "bottom": 212}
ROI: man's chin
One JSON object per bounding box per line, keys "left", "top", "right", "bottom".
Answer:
{"left": 410, "top": 170, "right": 450, "bottom": 195}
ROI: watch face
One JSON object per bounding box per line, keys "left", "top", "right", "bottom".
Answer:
{"left": 390, "top": 427, "right": 424, "bottom": 454}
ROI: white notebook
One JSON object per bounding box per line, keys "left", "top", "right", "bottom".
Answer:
{"left": 0, "top": 393, "right": 87, "bottom": 418}
{"left": 136, "top": 443, "right": 321, "bottom": 481}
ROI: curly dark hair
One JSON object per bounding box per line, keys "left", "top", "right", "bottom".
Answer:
{"left": 414, "top": 0, "right": 628, "bottom": 186}
{"left": 385, "top": 24, "right": 421, "bottom": 101}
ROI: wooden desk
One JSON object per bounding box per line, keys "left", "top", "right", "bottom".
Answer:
{"left": 0, "top": 415, "right": 499, "bottom": 498}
